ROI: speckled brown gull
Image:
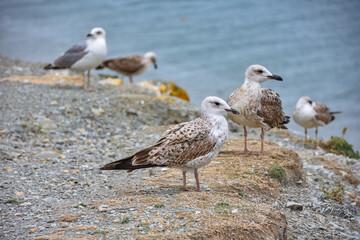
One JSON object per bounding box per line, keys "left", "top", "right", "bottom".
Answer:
{"left": 293, "top": 96, "right": 341, "bottom": 142}
{"left": 100, "top": 96, "right": 239, "bottom": 192}
{"left": 227, "top": 64, "right": 289, "bottom": 155}
{"left": 44, "top": 27, "right": 107, "bottom": 91}
{"left": 99, "top": 52, "right": 157, "bottom": 83}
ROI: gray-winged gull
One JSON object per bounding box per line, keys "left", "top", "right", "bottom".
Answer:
{"left": 100, "top": 96, "right": 239, "bottom": 192}
{"left": 44, "top": 27, "right": 107, "bottom": 91}
{"left": 293, "top": 96, "right": 341, "bottom": 142}
{"left": 98, "top": 52, "right": 157, "bottom": 83}
{"left": 227, "top": 64, "right": 290, "bottom": 155}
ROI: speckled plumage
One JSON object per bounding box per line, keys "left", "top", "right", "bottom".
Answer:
{"left": 227, "top": 65, "right": 289, "bottom": 155}
{"left": 100, "top": 96, "right": 238, "bottom": 191}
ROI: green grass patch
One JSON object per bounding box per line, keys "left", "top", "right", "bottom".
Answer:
{"left": 98, "top": 73, "right": 119, "bottom": 79}
{"left": 121, "top": 217, "right": 130, "bottom": 224}
{"left": 323, "top": 183, "right": 345, "bottom": 203}
{"left": 4, "top": 199, "right": 21, "bottom": 204}
{"left": 269, "top": 162, "right": 287, "bottom": 184}
{"left": 323, "top": 136, "right": 359, "bottom": 159}
{"left": 73, "top": 203, "right": 87, "bottom": 208}
{"left": 154, "top": 204, "right": 164, "bottom": 208}
{"left": 216, "top": 202, "right": 229, "bottom": 207}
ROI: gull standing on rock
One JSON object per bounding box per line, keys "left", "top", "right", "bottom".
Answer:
{"left": 227, "top": 65, "right": 290, "bottom": 155}
{"left": 293, "top": 96, "right": 341, "bottom": 143}
{"left": 100, "top": 96, "right": 239, "bottom": 192}
{"left": 44, "top": 27, "right": 107, "bottom": 91}
{"left": 98, "top": 52, "right": 157, "bottom": 83}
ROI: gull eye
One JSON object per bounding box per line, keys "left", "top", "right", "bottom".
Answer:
{"left": 257, "top": 69, "right": 263, "bottom": 74}
{"left": 96, "top": 31, "right": 102, "bottom": 35}
{"left": 214, "top": 102, "right": 220, "bottom": 106}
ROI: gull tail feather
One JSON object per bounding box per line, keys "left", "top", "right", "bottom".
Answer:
{"left": 44, "top": 64, "right": 62, "bottom": 70}
{"left": 278, "top": 116, "right": 290, "bottom": 129}
{"left": 100, "top": 145, "right": 166, "bottom": 172}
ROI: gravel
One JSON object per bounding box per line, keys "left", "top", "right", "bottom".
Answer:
{"left": 1, "top": 55, "right": 359, "bottom": 239}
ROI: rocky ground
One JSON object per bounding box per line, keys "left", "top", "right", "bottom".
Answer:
{"left": 0, "top": 55, "right": 359, "bottom": 239}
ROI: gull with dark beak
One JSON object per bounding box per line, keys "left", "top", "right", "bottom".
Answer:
{"left": 100, "top": 96, "right": 239, "bottom": 192}
{"left": 227, "top": 64, "right": 290, "bottom": 155}
{"left": 44, "top": 27, "right": 107, "bottom": 91}
{"left": 97, "top": 52, "right": 158, "bottom": 84}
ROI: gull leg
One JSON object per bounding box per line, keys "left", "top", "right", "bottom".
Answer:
{"left": 82, "top": 72, "right": 86, "bottom": 89}
{"left": 249, "top": 128, "right": 264, "bottom": 155}
{"left": 305, "top": 128, "right": 307, "bottom": 141}
{"left": 87, "top": 70, "right": 90, "bottom": 89}
{"left": 129, "top": 75, "right": 133, "bottom": 84}
{"left": 237, "top": 126, "right": 250, "bottom": 155}
{"left": 315, "top": 127, "right": 318, "bottom": 145}
{"left": 84, "top": 70, "right": 96, "bottom": 91}
{"left": 194, "top": 169, "right": 201, "bottom": 192}
{"left": 182, "top": 171, "right": 188, "bottom": 191}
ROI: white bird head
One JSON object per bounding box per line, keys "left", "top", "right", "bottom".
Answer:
{"left": 145, "top": 52, "right": 157, "bottom": 69}
{"left": 201, "top": 96, "right": 239, "bottom": 117}
{"left": 87, "top": 27, "right": 106, "bottom": 39}
{"left": 296, "top": 96, "right": 313, "bottom": 107}
{"left": 245, "top": 64, "right": 283, "bottom": 83}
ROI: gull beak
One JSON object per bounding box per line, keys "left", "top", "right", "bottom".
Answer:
{"left": 267, "top": 75, "right": 283, "bottom": 81}
{"left": 86, "top": 33, "right": 93, "bottom": 37}
{"left": 225, "top": 108, "right": 239, "bottom": 115}
{"left": 154, "top": 63, "right": 158, "bottom": 69}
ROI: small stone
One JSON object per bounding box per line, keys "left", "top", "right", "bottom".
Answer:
{"left": 15, "top": 192, "right": 24, "bottom": 197}
{"left": 38, "top": 118, "right": 57, "bottom": 129}
{"left": 113, "top": 219, "right": 120, "bottom": 223}
{"left": 98, "top": 205, "right": 108, "bottom": 212}
{"left": 61, "top": 222, "right": 69, "bottom": 228}
{"left": 91, "top": 107, "right": 104, "bottom": 116}
{"left": 50, "top": 101, "right": 58, "bottom": 106}
{"left": 286, "top": 201, "right": 303, "bottom": 211}
{"left": 14, "top": 213, "right": 23, "bottom": 216}
{"left": 60, "top": 155, "right": 66, "bottom": 159}
{"left": 61, "top": 170, "right": 69, "bottom": 173}
{"left": 20, "top": 202, "right": 32, "bottom": 207}
{"left": 5, "top": 168, "right": 14, "bottom": 172}
{"left": 29, "top": 228, "right": 36, "bottom": 233}
{"left": 72, "top": 170, "right": 80, "bottom": 173}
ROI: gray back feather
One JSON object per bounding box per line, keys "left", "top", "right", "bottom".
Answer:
{"left": 53, "top": 41, "right": 88, "bottom": 68}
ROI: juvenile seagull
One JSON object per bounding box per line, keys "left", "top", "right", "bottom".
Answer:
{"left": 44, "top": 27, "right": 107, "bottom": 91}
{"left": 227, "top": 64, "right": 290, "bottom": 155}
{"left": 100, "top": 96, "right": 239, "bottom": 192}
{"left": 98, "top": 52, "right": 157, "bottom": 83}
{"left": 293, "top": 96, "right": 341, "bottom": 142}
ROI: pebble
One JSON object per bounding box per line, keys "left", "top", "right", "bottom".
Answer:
{"left": 98, "top": 205, "right": 109, "bottom": 212}
{"left": 1, "top": 61, "right": 359, "bottom": 240}
{"left": 286, "top": 201, "right": 304, "bottom": 211}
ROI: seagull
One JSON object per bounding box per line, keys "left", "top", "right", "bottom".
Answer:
{"left": 44, "top": 27, "right": 107, "bottom": 91}
{"left": 293, "top": 96, "right": 341, "bottom": 142}
{"left": 98, "top": 52, "right": 157, "bottom": 83}
{"left": 100, "top": 96, "right": 239, "bottom": 192}
{"left": 227, "top": 64, "right": 290, "bottom": 155}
